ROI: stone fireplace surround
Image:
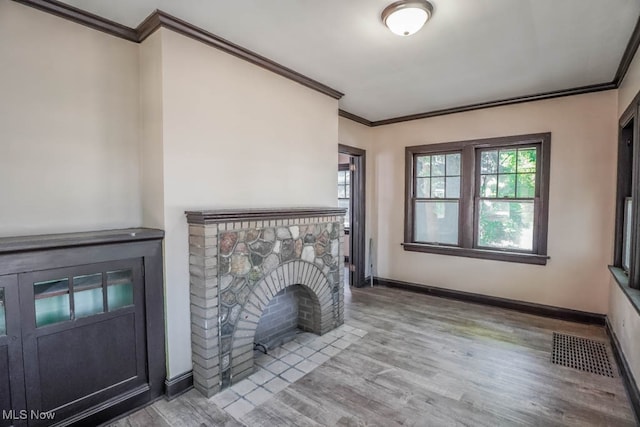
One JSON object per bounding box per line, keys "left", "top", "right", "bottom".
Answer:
{"left": 186, "top": 207, "right": 346, "bottom": 398}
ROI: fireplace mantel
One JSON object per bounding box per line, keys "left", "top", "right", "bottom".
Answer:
{"left": 185, "top": 207, "right": 347, "bottom": 224}
{"left": 185, "top": 206, "right": 346, "bottom": 397}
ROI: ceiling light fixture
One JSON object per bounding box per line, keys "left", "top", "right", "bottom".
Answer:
{"left": 381, "top": 0, "right": 434, "bottom": 37}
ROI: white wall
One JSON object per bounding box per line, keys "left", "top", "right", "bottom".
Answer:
{"left": 609, "top": 44, "right": 640, "bottom": 386}
{"left": 0, "top": 1, "right": 141, "bottom": 236}
{"left": 156, "top": 29, "right": 339, "bottom": 377}
{"left": 369, "top": 91, "right": 618, "bottom": 314}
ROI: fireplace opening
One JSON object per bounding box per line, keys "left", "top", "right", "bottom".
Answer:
{"left": 254, "top": 284, "right": 319, "bottom": 353}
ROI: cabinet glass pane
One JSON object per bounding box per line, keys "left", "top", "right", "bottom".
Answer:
{"left": 107, "top": 270, "right": 134, "bottom": 311}
{"left": 75, "top": 288, "right": 104, "bottom": 319}
{"left": 73, "top": 273, "right": 102, "bottom": 291}
{"left": 73, "top": 273, "right": 104, "bottom": 319}
{"left": 0, "top": 288, "right": 5, "bottom": 336}
{"left": 35, "top": 279, "right": 70, "bottom": 327}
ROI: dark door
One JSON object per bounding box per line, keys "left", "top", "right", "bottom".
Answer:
{"left": 339, "top": 144, "right": 367, "bottom": 287}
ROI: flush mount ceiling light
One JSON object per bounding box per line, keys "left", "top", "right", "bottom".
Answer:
{"left": 382, "top": 0, "right": 434, "bottom": 36}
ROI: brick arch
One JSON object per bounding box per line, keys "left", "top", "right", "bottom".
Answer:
{"left": 228, "top": 260, "right": 336, "bottom": 383}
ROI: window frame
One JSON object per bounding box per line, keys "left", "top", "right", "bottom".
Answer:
{"left": 412, "top": 150, "right": 463, "bottom": 246}
{"left": 613, "top": 98, "right": 640, "bottom": 290}
{"left": 404, "top": 133, "right": 551, "bottom": 265}
{"left": 338, "top": 164, "right": 350, "bottom": 229}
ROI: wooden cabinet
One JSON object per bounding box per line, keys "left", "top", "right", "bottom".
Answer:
{"left": 0, "top": 229, "right": 165, "bottom": 426}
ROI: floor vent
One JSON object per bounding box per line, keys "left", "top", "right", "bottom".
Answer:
{"left": 551, "top": 332, "right": 614, "bottom": 377}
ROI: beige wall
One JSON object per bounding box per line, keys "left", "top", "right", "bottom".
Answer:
{"left": 338, "top": 118, "right": 376, "bottom": 277}
{"left": 139, "top": 31, "right": 165, "bottom": 230}
{"left": 370, "top": 91, "right": 618, "bottom": 313}
{"left": 609, "top": 45, "right": 640, "bottom": 387}
{"left": 157, "top": 29, "right": 339, "bottom": 377}
{"left": 0, "top": 1, "right": 141, "bottom": 236}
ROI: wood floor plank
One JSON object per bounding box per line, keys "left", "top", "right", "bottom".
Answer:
{"left": 111, "top": 284, "right": 636, "bottom": 426}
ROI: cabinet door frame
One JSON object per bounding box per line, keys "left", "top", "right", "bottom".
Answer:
{"left": 0, "top": 275, "right": 27, "bottom": 427}
{"left": 19, "top": 259, "right": 146, "bottom": 420}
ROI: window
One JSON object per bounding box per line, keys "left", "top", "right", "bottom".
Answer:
{"left": 413, "top": 153, "right": 461, "bottom": 245}
{"left": 404, "top": 133, "right": 551, "bottom": 265}
{"left": 613, "top": 110, "right": 637, "bottom": 287}
{"left": 338, "top": 165, "right": 350, "bottom": 228}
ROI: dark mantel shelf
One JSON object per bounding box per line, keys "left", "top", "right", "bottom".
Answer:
{"left": 185, "top": 207, "right": 347, "bottom": 225}
{"left": 0, "top": 228, "right": 165, "bottom": 254}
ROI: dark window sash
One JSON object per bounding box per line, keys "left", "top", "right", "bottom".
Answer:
{"left": 404, "top": 133, "right": 551, "bottom": 264}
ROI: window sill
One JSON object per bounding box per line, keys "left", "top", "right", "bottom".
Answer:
{"left": 402, "top": 243, "right": 549, "bottom": 265}
{"left": 609, "top": 266, "right": 640, "bottom": 317}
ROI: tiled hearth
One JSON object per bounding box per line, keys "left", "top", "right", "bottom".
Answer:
{"left": 186, "top": 208, "right": 347, "bottom": 397}
{"left": 211, "top": 324, "right": 367, "bottom": 421}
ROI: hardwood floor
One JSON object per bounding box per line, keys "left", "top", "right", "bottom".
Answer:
{"left": 109, "top": 285, "right": 636, "bottom": 426}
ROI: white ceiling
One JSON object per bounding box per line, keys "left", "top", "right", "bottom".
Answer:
{"left": 60, "top": 0, "right": 640, "bottom": 121}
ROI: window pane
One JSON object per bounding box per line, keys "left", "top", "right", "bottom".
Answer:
{"left": 416, "top": 156, "right": 431, "bottom": 177}
{"left": 338, "top": 171, "right": 346, "bottom": 184}
{"left": 516, "top": 173, "right": 536, "bottom": 198}
{"left": 345, "top": 184, "right": 350, "bottom": 198}
{"left": 478, "top": 201, "right": 534, "bottom": 251}
{"left": 0, "top": 288, "right": 5, "bottom": 336}
{"left": 338, "top": 186, "right": 345, "bottom": 198}
{"left": 432, "top": 155, "right": 445, "bottom": 176}
{"left": 75, "top": 288, "right": 104, "bottom": 319}
{"left": 446, "top": 154, "right": 461, "bottom": 176}
{"left": 480, "top": 175, "right": 497, "bottom": 197}
{"left": 623, "top": 198, "right": 632, "bottom": 271}
{"left": 499, "top": 150, "right": 517, "bottom": 173}
{"left": 497, "top": 174, "right": 516, "bottom": 198}
{"left": 107, "top": 270, "right": 134, "bottom": 311}
{"left": 35, "top": 278, "right": 70, "bottom": 327}
{"left": 481, "top": 151, "right": 498, "bottom": 174}
{"left": 414, "top": 201, "right": 459, "bottom": 245}
{"left": 517, "top": 148, "right": 537, "bottom": 173}
{"left": 446, "top": 177, "right": 460, "bottom": 198}
{"left": 345, "top": 171, "right": 350, "bottom": 184}
{"left": 416, "top": 177, "right": 430, "bottom": 198}
{"left": 338, "top": 198, "right": 350, "bottom": 228}
{"left": 431, "top": 177, "right": 445, "bottom": 198}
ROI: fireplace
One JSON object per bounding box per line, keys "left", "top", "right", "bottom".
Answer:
{"left": 186, "top": 208, "right": 346, "bottom": 397}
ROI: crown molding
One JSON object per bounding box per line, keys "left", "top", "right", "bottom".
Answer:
{"left": 339, "top": 82, "right": 616, "bottom": 127}
{"left": 136, "top": 10, "right": 344, "bottom": 100}
{"left": 13, "top": 0, "right": 138, "bottom": 41}
{"left": 13, "top": 0, "right": 344, "bottom": 100}
{"left": 13, "top": 0, "right": 640, "bottom": 125}
{"left": 338, "top": 110, "right": 373, "bottom": 127}
{"left": 614, "top": 15, "right": 640, "bottom": 86}
{"left": 370, "top": 82, "right": 617, "bottom": 126}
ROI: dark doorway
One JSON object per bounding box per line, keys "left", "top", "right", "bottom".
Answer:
{"left": 338, "top": 144, "right": 366, "bottom": 287}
